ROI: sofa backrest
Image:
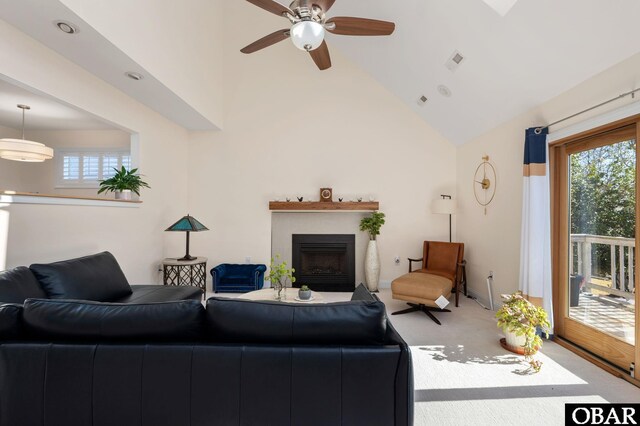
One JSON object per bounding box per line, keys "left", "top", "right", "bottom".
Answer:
{"left": 29, "top": 251, "right": 132, "bottom": 302}
{"left": 206, "top": 297, "right": 387, "bottom": 345}
{"left": 0, "top": 266, "right": 48, "bottom": 304}
{"left": 3, "top": 297, "right": 391, "bottom": 346}
{"left": 22, "top": 299, "right": 205, "bottom": 342}
{"left": 212, "top": 263, "right": 266, "bottom": 276}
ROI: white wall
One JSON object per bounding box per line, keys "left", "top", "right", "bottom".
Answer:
{"left": 14, "top": 0, "right": 639, "bottom": 297}
{"left": 456, "top": 51, "right": 640, "bottom": 307}
{"left": 59, "top": 0, "right": 224, "bottom": 130}
{"left": 187, "top": 1, "right": 457, "bottom": 287}
{"left": 0, "top": 18, "right": 189, "bottom": 283}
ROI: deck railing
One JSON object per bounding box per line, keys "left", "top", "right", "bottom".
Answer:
{"left": 570, "top": 234, "right": 635, "bottom": 299}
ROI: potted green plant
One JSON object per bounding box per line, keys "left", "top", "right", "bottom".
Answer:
{"left": 298, "top": 285, "right": 312, "bottom": 301}
{"left": 359, "top": 211, "right": 386, "bottom": 291}
{"left": 496, "top": 291, "right": 551, "bottom": 372}
{"left": 266, "top": 255, "right": 296, "bottom": 301}
{"left": 98, "top": 166, "right": 150, "bottom": 200}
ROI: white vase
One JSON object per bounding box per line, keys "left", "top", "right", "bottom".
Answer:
{"left": 115, "top": 190, "right": 132, "bottom": 200}
{"left": 364, "top": 240, "right": 380, "bottom": 292}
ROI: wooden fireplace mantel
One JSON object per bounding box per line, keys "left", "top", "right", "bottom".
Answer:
{"left": 269, "top": 201, "right": 379, "bottom": 211}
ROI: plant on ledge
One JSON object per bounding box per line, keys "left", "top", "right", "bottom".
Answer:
{"left": 359, "top": 211, "right": 386, "bottom": 240}
{"left": 266, "top": 255, "right": 295, "bottom": 301}
{"left": 496, "top": 291, "right": 551, "bottom": 372}
{"left": 98, "top": 166, "right": 150, "bottom": 200}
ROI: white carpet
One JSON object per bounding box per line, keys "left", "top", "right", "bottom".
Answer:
{"left": 208, "top": 289, "right": 640, "bottom": 425}
{"left": 377, "top": 289, "right": 640, "bottom": 426}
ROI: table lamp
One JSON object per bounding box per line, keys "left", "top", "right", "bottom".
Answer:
{"left": 165, "top": 214, "right": 209, "bottom": 261}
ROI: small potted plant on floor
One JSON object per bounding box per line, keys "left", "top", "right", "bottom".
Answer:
{"left": 298, "top": 285, "right": 312, "bottom": 301}
{"left": 98, "top": 166, "right": 150, "bottom": 200}
{"left": 360, "top": 211, "right": 386, "bottom": 292}
{"left": 496, "top": 291, "right": 551, "bottom": 372}
{"left": 266, "top": 255, "right": 295, "bottom": 301}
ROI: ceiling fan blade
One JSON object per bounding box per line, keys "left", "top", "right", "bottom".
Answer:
{"left": 309, "top": 40, "right": 331, "bottom": 70}
{"left": 313, "top": 0, "right": 336, "bottom": 13}
{"left": 241, "top": 29, "right": 290, "bottom": 54}
{"left": 326, "top": 17, "right": 395, "bottom": 36}
{"left": 246, "top": 0, "right": 293, "bottom": 17}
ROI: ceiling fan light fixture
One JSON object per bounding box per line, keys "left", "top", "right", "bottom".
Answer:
{"left": 290, "top": 21, "right": 325, "bottom": 51}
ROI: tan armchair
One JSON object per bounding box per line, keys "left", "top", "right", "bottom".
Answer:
{"left": 391, "top": 241, "right": 465, "bottom": 325}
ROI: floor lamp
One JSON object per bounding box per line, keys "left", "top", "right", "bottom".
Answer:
{"left": 433, "top": 195, "right": 456, "bottom": 243}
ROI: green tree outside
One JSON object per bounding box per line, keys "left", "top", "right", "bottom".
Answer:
{"left": 570, "top": 138, "right": 636, "bottom": 287}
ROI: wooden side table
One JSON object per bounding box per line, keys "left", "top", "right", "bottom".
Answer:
{"left": 162, "top": 257, "right": 207, "bottom": 299}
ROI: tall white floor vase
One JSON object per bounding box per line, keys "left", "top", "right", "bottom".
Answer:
{"left": 364, "top": 240, "right": 380, "bottom": 292}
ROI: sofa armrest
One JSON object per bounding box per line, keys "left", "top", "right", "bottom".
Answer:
{"left": 0, "top": 303, "right": 23, "bottom": 340}
{"left": 210, "top": 264, "right": 227, "bottom": 286}
{"left": 252, "top": 264, "right": 267, "bottom": 286}
{"left": 384, "top": 317, "right": 414, "bottom": 426}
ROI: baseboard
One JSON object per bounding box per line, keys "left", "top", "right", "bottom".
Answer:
{"left": 378, "top": 280, "right": 391, "bottom": 289}
{"left": 554, "top": 336, "right": 640, "bottom": 389}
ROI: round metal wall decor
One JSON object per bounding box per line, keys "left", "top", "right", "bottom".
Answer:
{"left": 473, "top": 156, "right": 496, "bottom": 214}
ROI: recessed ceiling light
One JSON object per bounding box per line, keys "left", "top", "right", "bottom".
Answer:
{"left": 437, "top": 85, "right": 452, "bottom": 97}
{"left": 125, "top": 72, "right": 144, "bottom": 81}
{"left": 417, "top": 95, "right": 428, "bottom": 106}
{"left": 54, "top": 20, "right": 78, "bottom": 34}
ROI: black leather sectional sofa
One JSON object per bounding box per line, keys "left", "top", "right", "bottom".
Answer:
{"left": 0, "top": 251, "right": 202, "bottom": 304}
{"left": 0, "top": 252, "right": 414, "bottom": 425}
{"left": 0, "top": 296, "right": 413, "bottom": 425}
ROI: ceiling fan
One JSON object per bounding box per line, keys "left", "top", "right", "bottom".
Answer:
{"left": 241, "top": 0, "right": 395, "bottom": 70}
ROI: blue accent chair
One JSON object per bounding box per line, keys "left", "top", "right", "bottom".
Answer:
{"left": 211, "top": 264, "right": 267, "bottom": 293}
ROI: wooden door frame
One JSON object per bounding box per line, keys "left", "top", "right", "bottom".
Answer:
{"left": 550, "top": 114, "right": 640, "bottom": 372}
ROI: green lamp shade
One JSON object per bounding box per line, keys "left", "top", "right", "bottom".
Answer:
{"left": 165, "top": 215, "right": 209, "bottom": 232}
{"left": 165, "top": 215, "right": 209, "bottom": 261}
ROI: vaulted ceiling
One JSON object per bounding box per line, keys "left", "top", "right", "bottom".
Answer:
{"left": 323, "top": 0, "right": 640, "bottom": 144}
{"left": 2, "top": 0, "right": 640, "bottom": 144}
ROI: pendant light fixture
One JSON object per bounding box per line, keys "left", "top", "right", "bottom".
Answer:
{"left": 0, "top": 104, "right": 53, "bottom": 162}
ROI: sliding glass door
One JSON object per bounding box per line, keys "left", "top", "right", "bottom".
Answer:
{"left": 553, "top": 120, "right": 639, "bottom": 373}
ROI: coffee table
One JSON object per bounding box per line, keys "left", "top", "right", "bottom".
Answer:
{"left": 237, "top": 288, "right": 326, "bottom": 303}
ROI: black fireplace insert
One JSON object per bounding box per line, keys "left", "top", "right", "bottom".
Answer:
{"left": 292, "top": 234, "right": 355, "bottom": 292}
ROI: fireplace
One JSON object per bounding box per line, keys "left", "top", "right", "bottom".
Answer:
{"left": 292, "top": 234, "right": 356, "bottom": 292}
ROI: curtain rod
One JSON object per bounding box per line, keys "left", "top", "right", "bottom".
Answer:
{"left": 534, "top": 88, "right": 640, "bottom": 134}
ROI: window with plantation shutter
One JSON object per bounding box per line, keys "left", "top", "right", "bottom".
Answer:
{"left": 55, "top": 148, "right": 132, "bottom": 188}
